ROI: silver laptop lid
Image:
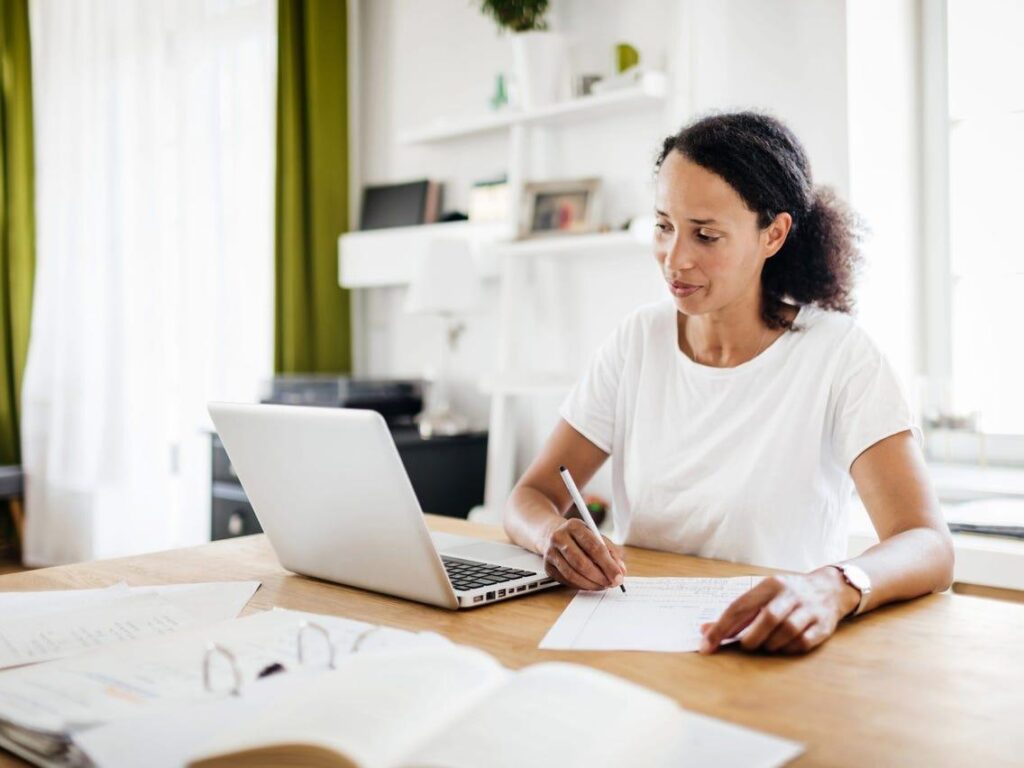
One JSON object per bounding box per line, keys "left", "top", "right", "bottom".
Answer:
{"left": 208, "top": 403, "right": 458, "bottom": 609}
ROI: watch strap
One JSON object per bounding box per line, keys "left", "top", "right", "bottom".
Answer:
{"left": 831, "top": 562, "right": 871, "bottom": 617}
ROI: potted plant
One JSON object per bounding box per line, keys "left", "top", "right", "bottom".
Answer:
{"left": 479, "top": 0, "right": 568, "bottom": 109}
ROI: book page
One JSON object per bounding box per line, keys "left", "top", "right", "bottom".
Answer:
{"left": 76, "top": 669, "right": 334, "bottom": 768}
{"left": 403, "top": 661, "right": 682, "bottom": 768}
{"left": 633, "top": 708, "right": 804, "bottom": 768}
{"left": 405, "top": 661, "right": 803, "bottom": 768}
{"left": 187, "top": 646, "right": 509, "bottom": 768}
{"left": 540, "top": 576, "right": 759, "bottom": 652}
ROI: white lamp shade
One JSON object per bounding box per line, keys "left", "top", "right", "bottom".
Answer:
{"left": 404, "top": 239, "right": 481, "bottom": 315}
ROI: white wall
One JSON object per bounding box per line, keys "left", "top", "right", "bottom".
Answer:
{"left": 351, "top": 0, "right": 920, "bottom": 497}
{"left": 685, "top": 0, "right": 851, "bottom": 196}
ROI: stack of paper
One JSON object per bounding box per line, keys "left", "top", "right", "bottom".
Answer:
{"left": 0, "top": 581, "right": 258, "bottom": 766}
{"left": 0, "top": 607, "right": 450, "bottom": 767}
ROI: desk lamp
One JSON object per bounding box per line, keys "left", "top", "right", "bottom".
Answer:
{"left": 404, "top": 239, "right": 481, "bottom": 438}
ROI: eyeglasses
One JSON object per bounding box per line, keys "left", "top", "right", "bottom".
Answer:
{"left": 202, "top": 620, "right": 382, "bottom": 697}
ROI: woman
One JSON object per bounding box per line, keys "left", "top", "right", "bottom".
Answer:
{"left": 503, "top": 112, "right": 954, "bottom": 655}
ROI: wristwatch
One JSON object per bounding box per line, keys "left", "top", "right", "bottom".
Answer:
{"left": 829, "top": 562, "right": 872, "bottom": 617}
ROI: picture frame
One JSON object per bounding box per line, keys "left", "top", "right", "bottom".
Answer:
{"left": 519, "top": 178, "right": 602, "bottom": 239}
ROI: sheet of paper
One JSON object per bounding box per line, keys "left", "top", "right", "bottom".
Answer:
{"left": 0, "top": 608, "right": 450, "bottom": 733}
{"left": 142, "top": 581, "right": 260, "bottom": 625}
{"left": 0, "top": 583, "right": 132, "bottom": 620}
{"left": 0, "top": 592, "right": 206, "bottom": 670}
{"left": 0, "top": 581, "right": 260, "bottom": 672}
{"left": 539, "top": 576, "right": 760, "bottom": 652}
{"left": 0, "top": 581, "right": 259, "bottom": 625}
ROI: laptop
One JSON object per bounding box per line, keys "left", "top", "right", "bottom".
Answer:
{"left": 208, "top": 402, "right": 559, "bottom": 609}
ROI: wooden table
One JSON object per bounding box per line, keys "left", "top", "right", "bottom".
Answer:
{"left": 2, "top": 516, "right": 1022, "bottom": 767}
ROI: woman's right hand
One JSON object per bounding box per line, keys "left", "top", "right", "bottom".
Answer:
{"left": 541, "top": 517, "right": 627, "bottom": 591}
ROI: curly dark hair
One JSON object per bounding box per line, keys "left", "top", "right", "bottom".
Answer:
{"left": 655, "top": 111, "right": 863, "bottom": 330}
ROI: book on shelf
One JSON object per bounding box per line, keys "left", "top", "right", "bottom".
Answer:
{"left": 359, "top": 179, "right": 442, "bottom": 230}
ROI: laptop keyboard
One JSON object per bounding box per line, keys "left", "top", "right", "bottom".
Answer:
{"left": 442, "top": 556, "right": 537, "bottom": 592}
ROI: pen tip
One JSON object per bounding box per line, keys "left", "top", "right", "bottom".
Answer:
{"left": 620, "top": 584, "right": 627, "bottom": 593}
{"left": 558, "top": 465, "right": 567, "bottom": 472}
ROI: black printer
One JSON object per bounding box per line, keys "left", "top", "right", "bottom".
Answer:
{"left": 260, "top": 376, "right": 424, "bottom": 428}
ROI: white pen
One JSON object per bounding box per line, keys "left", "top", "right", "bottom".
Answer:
{"left": 558, "top": 465, "right": 626, "bottom": 593}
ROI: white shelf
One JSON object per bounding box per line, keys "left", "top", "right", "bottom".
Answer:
{"left": 338, "top": 221, "right": 512, "bottom": 288}
{"left": 339, "top": 227, "right": 652, "bottom": 288}
{"left": 488, "top": 229, "right": 651, "bottom": 258}
{"left": 399, "top": 71, "right": 668, "bottom": 145}
{"left": 929, "top": 461, "right": 1024, "bottom": 501}
{"left": 479, "top": 373, "right": 575, "bottom": 396}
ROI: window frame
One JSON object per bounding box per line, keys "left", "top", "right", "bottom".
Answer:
{"left": 919, "top": 0, "right": 1024, "bottom": 466}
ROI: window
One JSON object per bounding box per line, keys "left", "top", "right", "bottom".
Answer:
{"left": 944, "top": 0, "right": 1024, "bottom": 436}
{"left": 921, "top": 0, "right": 1024, "bottom": 465}
{"left": 24, "top": 0, "right": 276, "bottom": 563}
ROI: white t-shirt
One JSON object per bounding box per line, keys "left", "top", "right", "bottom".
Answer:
{"left": 559, "top": 300, "right": 918, "bottom": 572}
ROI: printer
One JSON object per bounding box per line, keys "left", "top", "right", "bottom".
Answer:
{"left": 260, "top": 376, "right": 424, "bottom": 428}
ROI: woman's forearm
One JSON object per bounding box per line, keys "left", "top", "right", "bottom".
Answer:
{"left": 842, "top": 525, "right": 955, "bottom": 614}
{"left": 847, "top": 432, "right": 956, "bottom": 615}
{"left": 503, "top": 419, "right": 611, "bottom": 558}
{"left": 503, "top": 484, "right": 566, "bottom": 555}
{"left": 701, "top": 524, "right": 955, "bottom": 655}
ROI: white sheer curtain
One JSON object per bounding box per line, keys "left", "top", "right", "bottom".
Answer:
{"left": 22, "top": 0, "right": 276, "bottom": 565}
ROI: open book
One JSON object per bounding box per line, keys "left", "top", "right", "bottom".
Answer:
{"left": 185, "top": 646, "right": 802, "bottom": 768}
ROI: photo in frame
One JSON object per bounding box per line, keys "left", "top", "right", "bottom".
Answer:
{"left": 519, "top": 178, "right": 602, "bottom": 238}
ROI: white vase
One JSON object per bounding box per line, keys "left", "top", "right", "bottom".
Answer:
{"left": 511, "top": 31, "right": 568, "bottom": 110}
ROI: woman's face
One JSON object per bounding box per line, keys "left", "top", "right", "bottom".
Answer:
{"left": 654, "top": 150, "right": 790, "bottom": 318}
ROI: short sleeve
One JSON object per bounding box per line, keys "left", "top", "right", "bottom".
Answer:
{"left": 830, "top": 328, "right": 921, "bottom": 471}
{"left": 558, "top": 321, "right": 630, "bottom": 454}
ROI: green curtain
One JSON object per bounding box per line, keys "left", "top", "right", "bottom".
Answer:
{"left": 275, "top": 0, "right": 352, "bottom": 374}
{"left": 0, "top": 0, "right": 35, "bottom": 467}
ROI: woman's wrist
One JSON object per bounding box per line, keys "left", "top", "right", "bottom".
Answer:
{"left": 505, "top": 486, "right": 563, "bottom": 556}
{"left": 817, "top": 565, "right": 862, "bottom": 620}
{"left": 534, "top": 514, "right": 564, "bottom": 555}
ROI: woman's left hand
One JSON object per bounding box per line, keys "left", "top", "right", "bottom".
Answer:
{"left": 699, "top": 568, "right": 861, "bottom": 655}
